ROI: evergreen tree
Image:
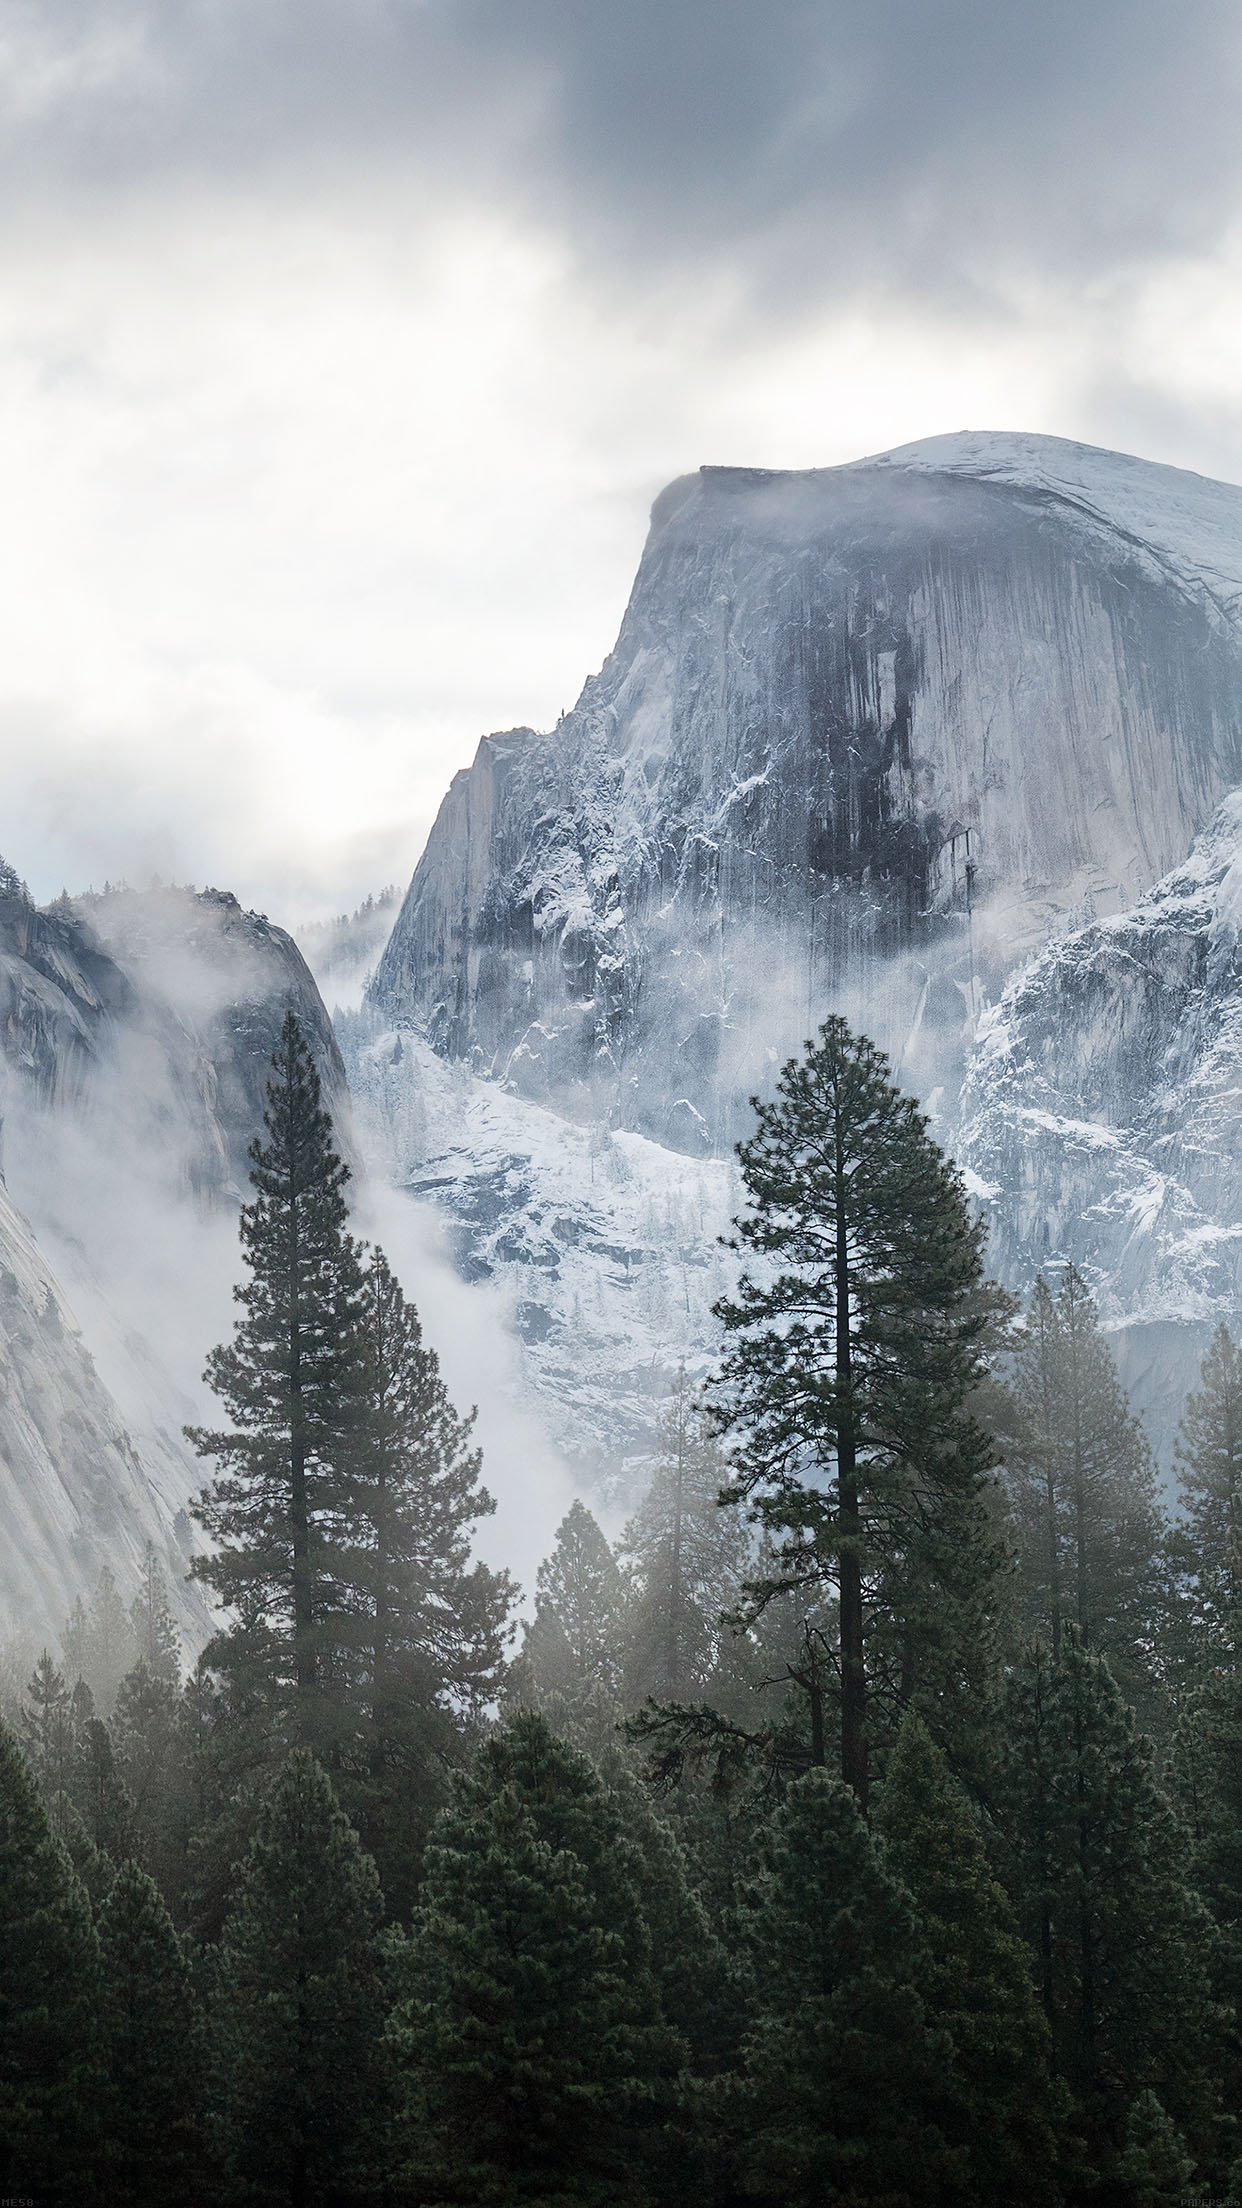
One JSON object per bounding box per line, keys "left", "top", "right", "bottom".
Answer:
{"left": 710, "top": 1015, "right": 1001, "bottom": 1804}
{"left": 873, "top": 1713, "right": 1060, "bottom": 2206}
{"left": 389, "top": 1712, "right": 672, "bottom": 2208}
{"left": 71, "top": 1714, "right": 136, "bottom": 1864}
{"left": 1006, "top": 1268, "right": 1168, "bottom": 1707}
{"left": 1171, "top": 1649, "right": 1242, "bottom": 2020}
{"left": 188, "top": 1011, "right": 367, "bottom": 1746}
{"left": 521, "top": 1499, "right": 630, "bottom": 1702}
{"left": 1116, "top": 2091, "right": 1197, "bottom": 2207}
{"left": 62, "top": 1564, "right": 140, "bottom": 1714}
{"left": 0, "top": 1724, "right": 101, "bottom": 2197}
{"left": 738, "top": 1766, "right": 960, "bottom": 2207}
{"left": 1000, "top": 1636, "right": 1227, "bottom": 2172}
{"left": 128, "top": 1542, "right": 182, "bottom": 1683}
{"left": 1175, "top": 1322, "right": 1242, "bottom": 1664}
{"left": 19, "top": 1647, "right": 73, "bottom": 1796}
{"left": 620, "top": 1369, "right": 750, "bottom": 1706}
{"left": 340, "top": 1247, "right": 513, "bottom": 1864}
{"left": 111, "top": 1657, "right": 187, "bottom": 1898}
{"left": 97, "top": 1860, "right": 203, "bottom": 2206}
{"left": 210, "top": 1749, "right": 388, "bottom": 2206}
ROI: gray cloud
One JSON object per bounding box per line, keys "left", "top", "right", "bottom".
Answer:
{"left": 3, "top": 1, "right": 1240, "bottom": 315}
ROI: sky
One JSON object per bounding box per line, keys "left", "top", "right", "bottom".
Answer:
{"left": 3, "top": 0, "right": 1242, "bottom": 926}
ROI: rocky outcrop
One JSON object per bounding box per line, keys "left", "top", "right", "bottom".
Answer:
{"left": 0, "top": 876, "right": 348, "bottom": 1645}
{"left": 957, "top": 793, "right": 1242, "bottom": 1464}
{"left": 0, "top": 880, "right": 347, "bottom": 1202}
{"left": 372, "top": 435, "right": 1242, "bottom": 1152}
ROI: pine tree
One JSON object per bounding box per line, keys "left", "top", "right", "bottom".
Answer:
{"left": 1006, "top": 1267, "right": 1169, "bottom": 1708}
{"left": 111, "top": 1657, "right": 186, "bottom": 1897}
{"left": 210, "top": 1749, "right": 389, "bottom": 2206}
{"left": 128, "top": 1542, "right": 182, "bottom": 1683}
{"left": 521, "top": 1499, "right": 630, "bottom": 1702}
{"left": 389, "top": 1712, "right": 672, "bottom": 2207}
{"left": 344, "top": 1246, "right": 514, "bottom": 1760}
{"left": 1175, "top": 1322, "right": 1242, "bottom": 1665}
{"left": 97, "top": 1861, "right": 203, "bottom": 2206}
{"left": 62, "top": 1564, "right": 140, "bottom": 1715}
{"left": 188, "top": 1011, "right": 367, "bottom": 1746}
{"left": 1171, "top": 1648, "right": 1242, "bottom": 2019}
{"left": 1000, "top": 1636, "right": 1227, "bottom": 2171}
{"left": 620, "top": 1369, "right": 750, "bottom": 1706}
{"left": 873, "top": 1713, "right": 1060, "bottom": 2206}
{"left": 0, "top": 1725, "right": 101, "bottom": 2197}
{"left": 1116, "top": 2091, "right": 1197, "bottom": 2207}
{"left": 738, "top": 1765, "right": 960, "bottom": 2207}
{"left": 71, "top": 1715, "right": 136, "bottom": 1865}
{"left": 19, "top": 1648, "right": 73, "bottom": 1796}
{"left": 710, "top": 1014, "right": 1002, "bottom": 1805}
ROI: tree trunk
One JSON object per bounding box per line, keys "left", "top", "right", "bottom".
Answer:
{"left": 286, "top": 1088, "right": 316, "bottom": 1734}
{"left": 835, "top": 1118, "right": 867, "bottom": 1810}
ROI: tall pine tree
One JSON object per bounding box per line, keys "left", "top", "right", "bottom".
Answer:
{"left": 710, "top": 1015, "right": 1002, "bottom": 1805}
{"left": 520, "top": 1500, "right": 630, "bottom": 1704}
{"left": 0, "top": 1725, "right": 101, "bottom": 2198}
{"left": 738, "top": 1765, "right": 960, "bottom": 2207}
{"left": 620, "top": 1370, "right": 749, "bottom": 1706}
{"left": 1006, "top": 1267, "right": 1168, "bottom": 1709}
{"left": 389, "top": 1712, "right": 672, "bottom": 2208}
{"left": 209, "top": 1749, "right": 389, "bottom": 2206}
{"left": 62, "top": 1564, "right": 139, "bottom": 1715}
{"left": 344, "top": 1246, "right": 513, "bottom": 1754}
{"left": 873, "top": 1713, "right": 1060, "bottom": 2207}
{"left": 97, "top": 1860, "right": 203, "bottom": 2206}
{"left": 1000, "top": 1636, "right": 1227, "bottom": 2176}
{"left": 1175, "top": 1321, "right": 1242, "bottom": 1666}
{"left": 128, "top": 1542, "right": 182, "bottom": 1683}
{"left": 188, "top": 1011, "right": 366, "bottom": 1746}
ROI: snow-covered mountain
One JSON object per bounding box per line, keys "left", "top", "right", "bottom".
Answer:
{"left": 364, "top": 432, "right": 1242, "bottom": 1489}
{"left": 958, "top": 792, "right": 1242, "bottom": 1466}
{"left": 7, "top": 427, "right": 1242, "bottom": 1622}
{"left": 372, "top": 433, "right": 1242, "bottom": 1154}
{"left": 0, "top": 875, "right": 345, "bottom": 1644}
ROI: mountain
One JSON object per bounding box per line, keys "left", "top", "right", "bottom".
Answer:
{"left": 363, "top": 432, "right": 1242, "bottom": 1489}
{"left": 371, "top": 433, "right": 1242, "bottom": 1153}
{"left": 0, "top": 875, "right": 345, "bottom": 1645}
{"left": 958, "top": 791, "right": 1242, "bottom": 1468}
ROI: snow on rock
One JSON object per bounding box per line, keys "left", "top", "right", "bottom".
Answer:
{"left": 342, "top": 1021, "right": 738, "bottom": 1499}
{"left": 0, "top": 876, "right": 347, "bottom": 1643}
{"left": 873, "top": 431, "right": 1242, "bottom": 627}
{"left": 0, "top": 1172, "right": 203, "bottom": 1644}
{"left": 359, "top": 432, "right": 1242, "bottom": 1482}
{"left": 372, "top": 434, "right": 1242, "bottom": 1158}
{"left": 958, "top": 791, "right": 1242, "bottom": 1464}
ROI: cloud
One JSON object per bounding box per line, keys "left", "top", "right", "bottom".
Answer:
{"left": 2, "top": 0, "right": 1240, "bottom": 315}
{"left": 1, "top": 3, "right": 1241, "bottom": 930}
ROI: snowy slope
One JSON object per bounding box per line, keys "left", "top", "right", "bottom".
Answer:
{"left": 342, "top": 1019, "right": 737, "bottom": 1497}
{"left": 873, "top": 432, "right": 1242, "bottom": 626}
{"left": 958, "top": 792, "right": 1242, "bottom": 1463}
{"left": 373, "top": 435, "right": 1242, "bottom": 1161}
{"left": 355, "top": 433, "right": 1242, "bottom": 1482}
{"left": 0, "top": 1173, "right": 203, "bottom": 1642}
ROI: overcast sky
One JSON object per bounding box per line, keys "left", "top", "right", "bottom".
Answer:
{"left": 3, "top": 0, "right": 1242, "bottom": 923}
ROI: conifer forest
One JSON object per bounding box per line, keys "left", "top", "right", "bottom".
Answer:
{"left": 5, "top": 1009, "right": 1242, "bottom": 2208}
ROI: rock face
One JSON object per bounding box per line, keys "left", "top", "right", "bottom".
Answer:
{"left": 958, "top": 792, "right": 1242, "bottom": 1465}
{"left": 0, "top": 876, "right": 347, "bottom": 1645}
{"left": 372, "top": 434, "right": 1242, "bottom": 1152}
{"left": 342, "top": 1019, "right": 736, "bottom": 1495}
{"left": 362, "top": 432, "right": 1242, "bottom": 1489}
